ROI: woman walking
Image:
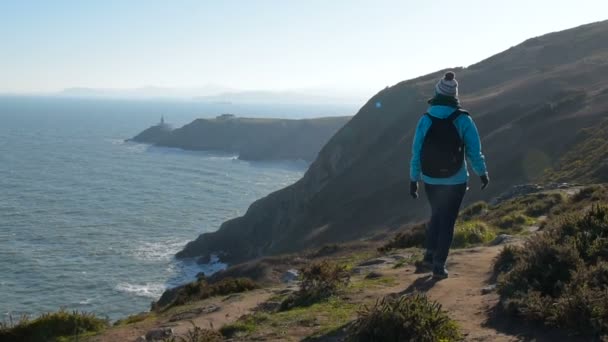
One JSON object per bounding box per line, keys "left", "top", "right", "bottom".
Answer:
{"left": 409, "top": 71, "right": 489, "bottom": 279}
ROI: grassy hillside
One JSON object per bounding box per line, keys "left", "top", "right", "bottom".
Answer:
{"left": 545, "top": 118, "right": 608, "bottom": 183}
{"left": 127, "top": 185, "right": 606, "bottom": 341}
{"left": 176, "top": 20, "right": 608, "bottom": 264}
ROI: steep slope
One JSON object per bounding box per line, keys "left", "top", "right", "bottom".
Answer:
{"left": 130, "top": 123, "right": 172, "bottom": 144}
{"left": 545, "top": 118, "right": 608, "bottom": 182}
{"left": 130, "top": 116, "right": 351, "bottom": 162}
{"left": 177, "top": 20, "right": 608, "bottom": 263}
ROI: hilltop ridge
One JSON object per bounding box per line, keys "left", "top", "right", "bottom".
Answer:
{"left": 177, "top": 20, "right": 608, "bottom": 264}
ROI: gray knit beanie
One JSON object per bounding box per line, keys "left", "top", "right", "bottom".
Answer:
{"left": 435, "top": 71, "right": 458, "bottom": 97}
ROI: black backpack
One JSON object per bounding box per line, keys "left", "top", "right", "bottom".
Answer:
{"left": 420, "top": 109, "right": 469, "bottom": 178}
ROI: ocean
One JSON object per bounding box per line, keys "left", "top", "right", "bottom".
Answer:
{"left": 0, "top": 96, "right": 356, "bottom": 321}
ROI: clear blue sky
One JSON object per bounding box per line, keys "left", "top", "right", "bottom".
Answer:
{"left": 1, "top": 0, "right": 606, "bottom": 95}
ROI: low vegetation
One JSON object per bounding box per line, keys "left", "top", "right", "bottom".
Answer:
{"left": 161, "top": 277, "right": 258, "bottom": 310}
{"left": 219, "top": 314, "right": 266, "bottom": 338}
{"left": 163, "top": 324, "right": 223, "bottom": 342}
{"left": 0, "top": 310, "right": 108, "bottom": 342}
{"left": 348, "top": 293, "right": 461, "bottom": 342}
{"left": 379, "top": 189, "right": 586, "bottom": 253}
{"left": 221, "top": 297, "right": 357, "bottom": 339}
{"left": 495, "top": 205, "right": 608, "bottom": 339}
{"left": 545, "top": 119, "right": 608, "bottom": 183}
{"left": 460, "top": 201, "right": 488, "bottom": 220}
{"left": 113, "top": 312, "right": 151, "bottom": 326}
{"left": 379, "top": 218, "right": 498, "bottom": 252}
{"left": 452, "top": 220, "right": 496, "bottom": 248}
{"left": 480, "top": 193, "right": 565, "bottom": 231}
{"left": 280, "top": 260, "right": 350, "bottom": 310}
{"left": 377, "top": 223, "right": 426, "bottom": 252}
{"left": 492, "top": 244, "right": 522, "bottom": 279}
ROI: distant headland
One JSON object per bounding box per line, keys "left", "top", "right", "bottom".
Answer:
{"left": 128, "top": 114, "right": 352, "bottom": 162}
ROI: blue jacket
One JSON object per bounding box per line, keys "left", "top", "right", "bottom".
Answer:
{"left": 410, "top": 105, "right": 487, "bottom": 185}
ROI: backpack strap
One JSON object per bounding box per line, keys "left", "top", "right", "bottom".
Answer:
{"left": 423, "top": 112, "right": 439, "bottom": 123}
{"left": 423, "top": 109, "right": 469, "bottom": 122}
{"left": 447, "top": 108, "right": 469, "bottom": 121}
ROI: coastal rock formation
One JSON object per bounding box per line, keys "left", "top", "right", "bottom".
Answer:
{"left": 177, "top": 20, "right": 608, "bottom": 264}
{"left": 130, "top": 114, "right": 351, "bottom": 162}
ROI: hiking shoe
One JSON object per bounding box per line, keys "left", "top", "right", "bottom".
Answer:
{"left": 415, "top": 257, "right": 434, "bottom": 273}
{"left": 432, "top": 266, "right": 449, "bottom": 280}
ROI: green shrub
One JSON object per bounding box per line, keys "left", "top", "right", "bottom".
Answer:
{"left": 572, "top": 185, "right": 603, "bottom": 202}
{"left": 452, "top": 221, "right": 496, "bottom": 248}
{"left": 487, "top": 192, "right": 568, "bottom": 230}
{"left": 554, "top": 205, "right": 608, "bottom": 263}
{"left": 461, "top": 201, "right": 488, "bottom": 220}
{"left": 498, "top": 232, "right": 582, "bottom": 299}
{"left": 378, "top": 223, "right": 426, "bottom": 252}
{"left": 348, "top": 293, "right": 461, "bottom": 342}
{"left": 497, "top": 213, "right": 533, "bottom": 230}
{"left": 219, "top": 313, "right": 268, "bottom": 338}
{"left": 493, "top": 245, "right": 522, "bottom": 277}
{"left": 169, "top": 277, "right": 258, "bottom": 309}
{"left": 0, "top": 310, "right": 108, "bottom": 342}
{"left": 552, "top": 263, "right": 608, "bottom": 336}
{"left": 524, "top": 193, "right": 564, "bottom": 217}
{"left": 164, "top": 323, "right": 224, "bottom": 342}
{"left": 495, "top": 206, "right": 608, "bottom": 338}
{"left": 280, "top": 261, "right": 350, "bottom": 310}
{"left": 113, "top": 312, "right": 150, "bottom": 326}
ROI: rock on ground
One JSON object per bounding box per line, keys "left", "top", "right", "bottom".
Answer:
{"left": 145, "top": 327, "right": 173, "bottom": 341}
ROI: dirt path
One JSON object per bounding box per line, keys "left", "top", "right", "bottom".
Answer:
{"left": 398, "top": 247, "right": 517, "bottom": 341}
{"left": 89, "top": 243, "right": 582, "bottom": 341}
{"left": 351, "top": 245, "right": 584, "bottom": 342}
{"left": 88, "top": 289, "right": 273, "bottom": 342}
{"left": 333, "top": 245, "right": 520, "bottom": 341}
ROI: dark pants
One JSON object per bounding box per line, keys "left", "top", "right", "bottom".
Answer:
{"left": 424, "top": 183, "right": 467, "bottom": 267}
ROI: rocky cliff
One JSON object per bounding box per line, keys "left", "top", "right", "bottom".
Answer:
{"left": 177, "top": 20, "right": 608, "bottom": 263}
{"left": 130, "top": 115, "right": 351, "bottom": 162}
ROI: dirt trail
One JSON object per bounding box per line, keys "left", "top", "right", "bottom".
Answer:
{"left": 88, "top": 289, "right": 273, "bottom": 342}
{"left": 89, "top": 243, "right": 582, "bottom": 342}
{"left": 395, "top": 247, "right": 516, "bottom": 341}
{"left": 348, "top": 244, "right": 584, "bottom": 342}
{"left": 324, "top": 245, "right": 522, "bottom": 342}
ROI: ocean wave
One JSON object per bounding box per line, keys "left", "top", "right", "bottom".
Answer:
{"left": 145, "top": 145, "right": 238, "bottom": 159}
{"left": 107, "top": 139, "right": 126, "bottom": 145}
{"left": 115, "top": 282, "right": 165, "bottom": 298}
{"left": 78, "top": 298, "right": 94, "bottom": 305}
{"left": 122, "top": 142, "right": 148, "bottom": 153}
{"left": 132, "top": 239, "right": 189, "bottom": 262}
{"left": 164, "top": 255, "right": 228, "bottom": 288}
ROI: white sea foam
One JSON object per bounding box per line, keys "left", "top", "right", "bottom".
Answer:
{"left": 132, "top": 239, "right": 188, "bottom": 262}
{"left": 79, "top": 298, "right": 93, "bottom": 305}
{"left": 164, "top": 254, "right": 228, "bottom": 288}
{"left": 123, "top": 143, "right": 148, "bottom": 153}
{"left": 108, "top": 139, "right": 126, "bottom": 145}
{"left": 146, "top": 145, "right": 237, "bottom": 159}
{"left": 115, "top": 282, "right": 166, "bottom": 298}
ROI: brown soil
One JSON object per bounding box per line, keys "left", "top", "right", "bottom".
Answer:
{"left": 87, "top": 241, "right": 587, "bottom": 341}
